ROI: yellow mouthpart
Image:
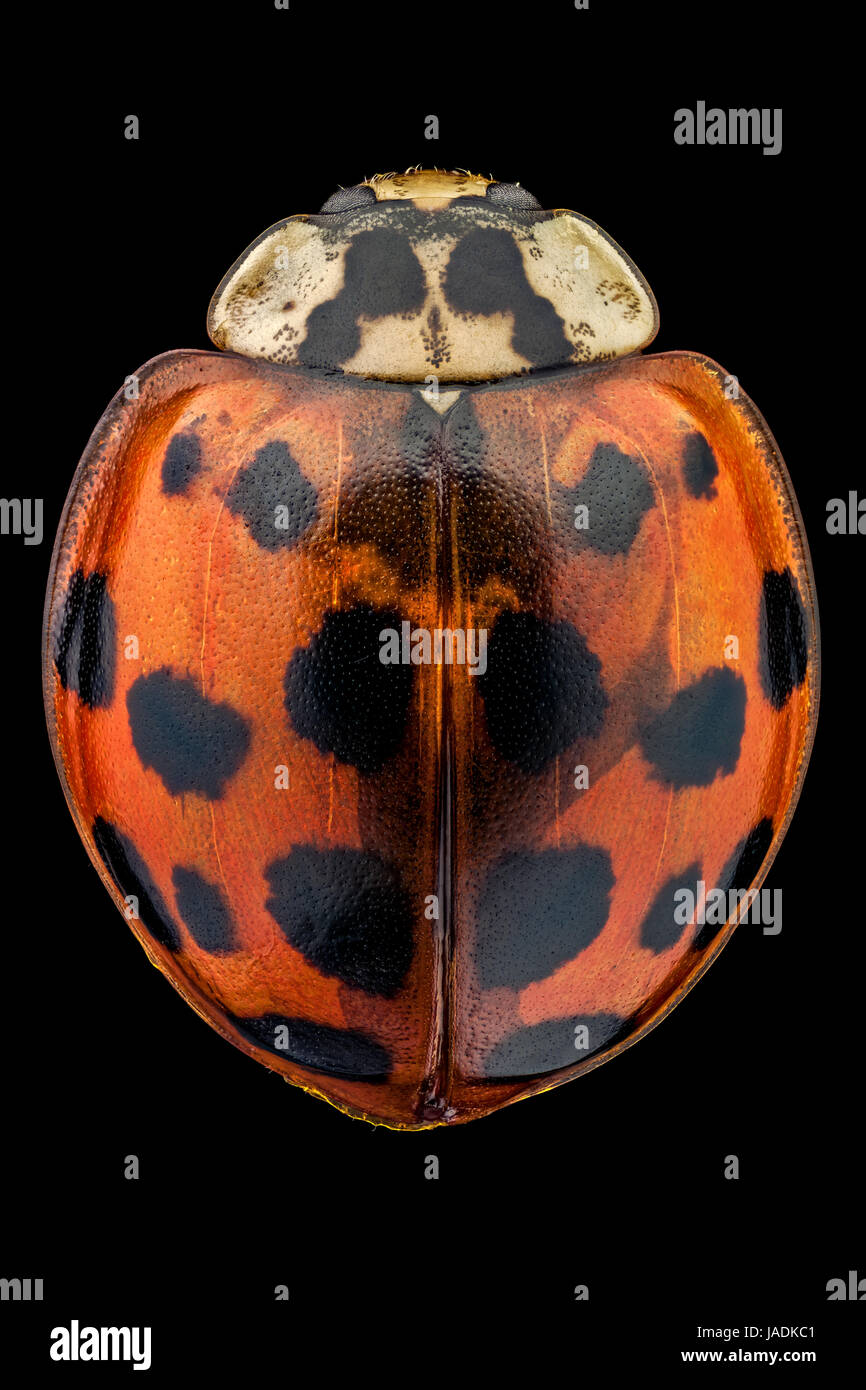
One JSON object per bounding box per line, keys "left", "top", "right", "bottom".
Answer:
{"left": 366, "top": 168, "right": 493, "bottom": 204}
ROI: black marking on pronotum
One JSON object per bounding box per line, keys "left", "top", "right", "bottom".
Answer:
{"left": 172, "top": 866, "right": 238, "bottom": 953}
{"left": 759, "top": 567, "right": 809, "bottom": 709}
{"left": 285, "top": 604, "right": 414, "bottom": 774}
{"left": 484, "top": 1012, "right": 630, "bottom": 1079}
{"left": 161, "top": 433, "right": 203, "bottom": 497}
{"left": 226, "top": 440, "right": 317, "bottom": 549}
{"left": 477, "top": 612, "right": 608, "bottom": 774}
{"left": 475, "top": 845, "right": 615, "bottom": 990}
{"left": 53, "top": 569, "right": 116, "bottom": 708}
{"left": 694, "top": 817, "right": 774, "bottom": 950}
{"left": 682, "top": 432, "right": 718, "bottom": 499}
{"left": 264, "top": 846, "right": 414, "bottom": 998}
{"left": 639, "top": 666, "right": 746, "bottom": 788}
{"left": 639, "top": 862, "right": 702, "bottom": 953}
{"left": 443, "top": 227, "right": 572, "bottom": 367}
{"left": 227, "top": 1011, "right": 391, "bottom": 1081}
{"left": 127, "top": 669, "right": 251, "bottom": 799}
{"left": 297, "top": 228, "right": 426, "bottom": 368}
{"left": 560, "top": 442, "right": 654, "bottom": 555}
{"left": 92, "top": 817, "right": 181, "bottom": 951}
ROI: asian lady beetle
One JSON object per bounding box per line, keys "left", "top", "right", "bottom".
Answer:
{"left": 43, "top": 169, "right": 819, "bottom": 1127}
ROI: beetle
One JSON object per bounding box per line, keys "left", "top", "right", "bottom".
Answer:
{"left": 43, "top": 168, "right": 819, "bottom": 1127}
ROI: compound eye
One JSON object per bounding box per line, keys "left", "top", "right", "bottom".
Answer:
{"left": 319, "top": 184, "right": 378, "bottom": 213}
{"left": 485, "top": 182, "right": 542, "bottom": 210}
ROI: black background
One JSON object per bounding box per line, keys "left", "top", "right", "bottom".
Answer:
{"left": 2, "top": 0, "right": 861, "bottom": 1373}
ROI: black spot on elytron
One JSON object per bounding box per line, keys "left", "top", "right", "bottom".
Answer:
{"left": 484, "top": 1012, "right": 630, "bottom": 1079}
{"left": 285, "top": 605, "right": 414, "bottom": 774}
{"left": 326, "top": 386, "right": 441, "bottom": 590}
{"left": 639, "top": 667, "right": 746, "bottom": 788}
{"left": 722, "top": 817, "right": 774, "bottom": 894}
{"left": 161, "top": 433, "right": 202, "bottom": 496}
{"left": 683, "top": 432, "right": 718, "bottom": 499}
{"left": 477, "top": 611, "right": 608, "bottom": 775}
{"left": 443, "top": 227, "right": 572, "bottom": 367}
{"left": 226, "top": 440, "right": 317, "bottom": 549}
{"left": 454, "top": 473, "right": 549, "bottom": 602}
{"left": 227, "top": 1011, "right": 391, "bottom": 1081}
{"left": 559, "top": 442, "right": 655, "bottom": 555}
{"left": 53, "top": 569, "right": 116, "bottom": 708}
{"left": 172, "top": 866, "right": 237, "bottom": 953}
{"left": 640, "top": 862, "right": 702, "bottom": 953}
{"left": 127, "top": 669, "right": 251, "bottom": 799}
{"left": 443, "top": 399, "right": 550, "bottom": 603}
{"left": 445, "top": 393, "right": 486, "bottom": 476}
{"left": 694, "top": 817, "right": 774, "bottom": 950}
{"left": 328, "top": 389, "right": 542, "bottom": 605}
{"left": 476, "top": 846, "right": 615, "bottom": 990}
{"left": 399, "top": 393, "right": 441, "bottom": 477}
{"left": 297, "top": 228, "right": 426, "bottom": 368}
{"left": 92, "top": 816, "right": 180, "bottom": 951}
{"left": 265, "top": 847, "right": 414, "bottom": 998}
{"left": 319, "top": 184, "right": 378, "bottom": 214}
{"left": 485, "top": 182, "right": 542, "bottom": 210}
{"left": 759, "top": 567, "right": 809, "bottom": 709}
{"left": 335, "top": 467, "right": 435, "bottom": 589}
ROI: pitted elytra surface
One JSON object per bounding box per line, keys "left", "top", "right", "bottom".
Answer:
{"left": 44, "top": 171, "right": 819, "bottom": 1127}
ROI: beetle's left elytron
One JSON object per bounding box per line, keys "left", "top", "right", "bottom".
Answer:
{"left": 44, "top": 169, "right": 819, "bottom": 1127}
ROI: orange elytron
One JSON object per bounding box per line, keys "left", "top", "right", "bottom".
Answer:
{"left": 43, "top": 171, "right": 819, "bottom": 1126}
